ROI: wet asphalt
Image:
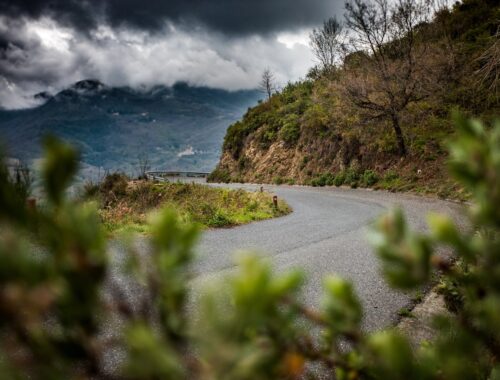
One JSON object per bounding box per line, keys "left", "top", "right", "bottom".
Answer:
{"left": 110, "top": 182, "right": 466, "bottom": 332}
{"left": 190, "top": 184, "right": 465, "bottom": 330}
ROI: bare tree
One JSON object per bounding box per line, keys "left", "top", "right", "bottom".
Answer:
{"left": 341, "top": 0, "right": 432, "bottom": 156}
{"left": 476, "top": 27, "right": 500, "bottom": 96}
{"left": 309, "top": 17, "right": 345, "bottom": 72}
{"left": 259, "top": 69, "right": 276, "bottom": 100}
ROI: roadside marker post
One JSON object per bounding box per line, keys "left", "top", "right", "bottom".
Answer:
{"left": 273, "top": 195, "right": 278, "bottom": 209}
{"left": 27, "top": 198, "right": 36, "bottom": 210}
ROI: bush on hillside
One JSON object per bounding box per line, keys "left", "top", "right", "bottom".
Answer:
{"left": 311, "top": 172, "right": 335, "bottom": 187}
{"left": 334, "top": 172, "right": 346, "bottom": 186}
{"left": 280, "top": 114, "right": 301, "bottom": 145}
{"left": 344, "top": 168, "right": 360, "bottom": 187}
{"left": 362, "top": 170, "right": 379, "bottom": 187}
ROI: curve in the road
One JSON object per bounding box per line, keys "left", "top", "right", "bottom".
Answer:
{"left": 191, "top": 184, "right": 465, "bottom": 331}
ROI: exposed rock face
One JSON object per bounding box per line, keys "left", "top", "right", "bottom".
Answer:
{"left": 213, "top": 129, "right": 397, "bottom": 184}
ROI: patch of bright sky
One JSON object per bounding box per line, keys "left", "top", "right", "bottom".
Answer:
{"left": 277, "top": 29, "right": 310, "bottom": 49}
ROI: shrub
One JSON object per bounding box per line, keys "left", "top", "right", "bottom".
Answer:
{"left": 383, "top": 170, "right": 399, "bottom": 182}
{"left": 280, "top": 114, "right": 301, "bottom": 145}
{"left": 344, "top": 168, "right": 360, "bottom": 187}
{"left": 207, "top": 168, "right": 232, "bottom": 183}
{"left": 82, "top": 179, "right": 99, "bottom": 199}
{"left": 100, "top": 172, "right": 128, "bottom": 196}
{"left": 1, "top": 115, "right": 499, "bottom": 379}
{"left": 325, "top": 173, "right": 335, "bottom": 186}
{"left": 208, "top": 210, "right": 231, "bottom": 227}
{"left": 334, "top": 172, "right": 346, "bottom": 186}
{"left": 362, "top": 169, "right": 379, "bottom": 187}
{"left": 273, "top": 176, "right": 284, "bottom": 185}
{"left": 311, "top": 173, "right": 335, "bottom": 187}
{"left": 237, "top": 155, "right": 250, "bottom": 171}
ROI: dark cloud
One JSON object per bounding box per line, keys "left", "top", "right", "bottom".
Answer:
{"left": 0, "top": 16, "right": 315, "bottom": 109}
{"left": 0, "top": 0, "right": 343, "bottom": 35}
{"left": 0, "top": 0, "right": 342, "bottom": 108}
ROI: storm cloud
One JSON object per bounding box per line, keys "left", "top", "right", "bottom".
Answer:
{"left": 0, "top": 0, "right": 342, "bottom": 35}
{"left": 0, "top": 0, "right": 344, "bottom": 109}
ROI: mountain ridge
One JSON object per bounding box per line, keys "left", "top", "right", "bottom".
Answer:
{"left": 0, "top": 80, "right": 262, "bottom": 179}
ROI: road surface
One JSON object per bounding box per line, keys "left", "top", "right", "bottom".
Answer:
{"left": 110, "top": 183, "right": 466, "bottom": 331}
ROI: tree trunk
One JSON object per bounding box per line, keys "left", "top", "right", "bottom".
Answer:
{"left": 391, "top": 114, "right": 407, "bottom": 157}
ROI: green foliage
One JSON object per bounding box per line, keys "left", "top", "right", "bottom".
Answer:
{"left": 369, "top": 208, "right": 432, "bottom": 289}
{"left": 222, "top": 81, "right": 314, "bottom": 158}
{"left": 361, "top": 170, "right": 379, "bottom": 187}
{"left": 334, "top": 172, "right": 346, "bottom": 187}
{"left": 42, "top": 136, "right": 79, "bottom": 205}
{"left": 322, "top": 276, "right": 362, "bottom": 335}
{"left": 368, "top": 115, "right": 500, "bottom": 377}
{"left": 209, "top": 210, "right": 231, "bottom": 227}
{"left": 379, "top": 171, "right": 402, "bottom": 189}
{"left": 311, "top": 173, "right": 336, "bottom": 187}
{"left": 207, "top": 167, "right": 232, "bottom": 183}
{"left": 1, "top": 115, "right": 500, "bottom": 379}
{"left": 0, "top": 160, "right": 33, "bottom": 223}
{"left": 279, "top": 114, "right": 301, "bottom": 145}
{"left": 96, "top": 172, "right": 129, "bottom": 201}
{"left": 344, "top": 168, "right": 360, "bottom": 187}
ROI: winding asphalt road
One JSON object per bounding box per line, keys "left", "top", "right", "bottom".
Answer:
{"left": 111, "top": 183, "right": 466, "bottom": 332}
{"left": 194, "top": 183, "right": 466, "bottom": 331}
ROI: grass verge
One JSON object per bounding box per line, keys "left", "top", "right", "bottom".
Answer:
{"left": 83, "top": 174, "right": 291, "bottom": 234}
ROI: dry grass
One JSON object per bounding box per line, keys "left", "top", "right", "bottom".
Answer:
{"left": 84, "top": 176, "right": 291, "bottom": 233}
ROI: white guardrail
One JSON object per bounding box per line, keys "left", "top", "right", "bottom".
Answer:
{"left": 145, "top": 171, "right": 210, "bottom": 182}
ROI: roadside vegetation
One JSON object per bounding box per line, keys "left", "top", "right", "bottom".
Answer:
{"left": 0, "top": 115, "right": 499, "bottom": 379}
{"left": 82, "top": 174, "right": 290, "bottom": 233}
{"left": 210, "top": 0, "right": 499, "bottom": 201}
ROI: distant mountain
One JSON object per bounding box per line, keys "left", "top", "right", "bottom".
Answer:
{"left": 0, "top": 80, "right": 262, "bottom": 179}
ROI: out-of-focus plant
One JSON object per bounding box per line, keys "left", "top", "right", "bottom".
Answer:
{"left": 0, "top": 113, "right": 499, "bottom": 379}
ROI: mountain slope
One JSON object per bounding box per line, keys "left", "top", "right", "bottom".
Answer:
{"left": 209, "top": 0, "right": 499, "bottom": 199}
{"left": 0, "top": 80, "right": 262, "bottom": 177}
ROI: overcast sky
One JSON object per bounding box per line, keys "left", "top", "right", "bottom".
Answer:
{"left": 0, "top": 0, "right": 344, "bottom": 109}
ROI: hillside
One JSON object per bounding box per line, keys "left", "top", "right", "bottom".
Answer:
{"left": 209, "top": 0, "right": 500, "bottom": 199}
{"left": 0, "top": 81, "right": 261, "bottom": 179}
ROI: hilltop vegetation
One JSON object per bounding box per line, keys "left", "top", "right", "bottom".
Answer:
{"left": 82, "top": 174, "right": 290, "bottom": 233}
{"left": 210, "top": 0, "right": 499, "bottom": 199}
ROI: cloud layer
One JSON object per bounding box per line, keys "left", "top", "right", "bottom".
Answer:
{"left": 0, "top": 16, "right": 315, "bottom": 108}
{"left": 0, "top": 0, "right": 344, "bottom": 109}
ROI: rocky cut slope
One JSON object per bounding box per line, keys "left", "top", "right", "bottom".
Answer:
{"left": 209, "top": 0, "right": 500, "bottom": 199}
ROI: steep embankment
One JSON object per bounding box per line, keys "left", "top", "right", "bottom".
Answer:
{"left": 210, "top": 0, "right": 499, "bottom": 200}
